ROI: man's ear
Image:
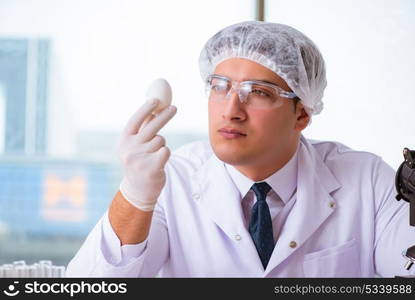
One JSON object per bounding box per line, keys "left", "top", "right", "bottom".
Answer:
{"left": 294, "top": 102, "right": 310, "bottom": 131}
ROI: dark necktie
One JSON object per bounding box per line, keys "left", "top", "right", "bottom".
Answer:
{"left": 248, "top": 182, "right": 274, "bottom": 269}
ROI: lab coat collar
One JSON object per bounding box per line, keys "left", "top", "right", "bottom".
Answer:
{"left": 191, "top": 151, "right": 265, "bottom": 273}
{"left": 191, "top": 135, "right": 342, "bottom": 275}
{"left": 264, "top": 135, "right": 342, "bottom": 275}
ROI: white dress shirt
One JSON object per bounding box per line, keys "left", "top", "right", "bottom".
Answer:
{"left": 225, "top": 145, "right": 299, "bottom": 242}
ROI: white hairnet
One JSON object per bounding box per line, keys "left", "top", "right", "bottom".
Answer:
{"left": 199, "top": 21, "right": 327, "bottom": 116}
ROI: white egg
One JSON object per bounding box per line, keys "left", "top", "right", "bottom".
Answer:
{"left": 145, "top": 78, "right": 172, "bottom": 114}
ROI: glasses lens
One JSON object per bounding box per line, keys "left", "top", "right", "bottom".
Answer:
{"left": 206, "top": 76, "right": 229, "bottom": 101}
{"left": 205, "top": 76, "right": 286, "bottom": 109}
{"left": 242, "top": 82, "right": 280, "bottom": 109}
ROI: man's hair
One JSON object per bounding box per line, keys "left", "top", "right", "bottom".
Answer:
{"left": 293, "top": 97, "right": 301, "bottom": 112}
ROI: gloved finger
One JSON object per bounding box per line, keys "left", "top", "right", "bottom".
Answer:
{"left": 144, "top": 145, "right": 170, "bottom": 166}
{"left": 122, "top": 99, "right": 160, "bottom": 137}
{"left": 157, "top": 146, "right": 171, "bottom": 167}
{"left": 140, "top": 135, "right": 166, "bottom": 153}
{"left": 139, "top": 113, "right": 156, "bottom": 132}
{"left": 138, "top": 105, "right": 177, "bottom": 143}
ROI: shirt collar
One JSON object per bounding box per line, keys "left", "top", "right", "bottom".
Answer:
{"left": 225, "top": 143, "right": 299, "bottom": 204}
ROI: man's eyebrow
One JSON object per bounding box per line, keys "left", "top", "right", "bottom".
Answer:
{"left": 244, "top": 78, "right": 282, "bottom": 87}
{"left": 212, "top": 74, "right": 283, "bottom": 87}
{"left": 251, "top": 78, "right": 280, "bottom": 85}
{"left": 247, "top": 78, "right": 294, "bottom": 92}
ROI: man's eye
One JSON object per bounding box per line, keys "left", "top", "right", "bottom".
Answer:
{"left": 212, "top": 84, "right": 227, "bottom": 92}
{"left": 251, "top": 88, "right": 271, "bottom": 97}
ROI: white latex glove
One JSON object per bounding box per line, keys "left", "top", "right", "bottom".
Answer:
{"left": 118, "top": 98, "right": 177, "bottom": 211}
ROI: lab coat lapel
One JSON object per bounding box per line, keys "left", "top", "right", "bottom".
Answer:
{"left": 265, "top": 136, "right": 342, "bottom": 275}
{"left": 191, "top": 154, "right": 263, "bottom": 268}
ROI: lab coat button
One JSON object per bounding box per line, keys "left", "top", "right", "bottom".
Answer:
{"left": 329, "top": 201, "right": 336, "bottom": 208}
{"left": 192, "top": 193, "right": 200, "bottom": 200}
{"left": 289, "top": 241, "right": 297, "bottom": 248}
{"left": 234, "top": 234, "right": 242, "bottom": 241}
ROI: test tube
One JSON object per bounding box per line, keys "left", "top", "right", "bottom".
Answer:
{"left": 28, "top": 266, "right": 37, "bottom": 278}
{"left": 13, "top": 260, "right": 26, "bottom": 266}
{"left": 40, "top": 260, "right": 52, "bottom": 278}
{"left": 15, "top": 266, "right": 28, "bottom": 278}
{"left": 56, "top": 266, "right": 66, "bottom": 278}
{"left": 4, "top": 265, "right": 14, "bottom": 278}
{"left": 1, "top": 260, "right": 66, "bottom": 278}
{"left": 32, "top": 263, "right": 42, "bottom": 277}
{"left": 39, "top": 260, "right": 52, "bottom": 266}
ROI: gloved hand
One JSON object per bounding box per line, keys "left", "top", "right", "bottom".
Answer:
{"left": 118, "top": 98, "right": 177, "bottom": 211}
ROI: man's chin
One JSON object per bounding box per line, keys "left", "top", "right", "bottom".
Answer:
{"left": 212, "top": 145, "right": 252, "bottom": 166}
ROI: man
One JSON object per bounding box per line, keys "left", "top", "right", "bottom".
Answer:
{"left": 66, "top": 21, "right": 414, "bottom": 277}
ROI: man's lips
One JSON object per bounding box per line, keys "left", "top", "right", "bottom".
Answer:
{"left": 218, "top": 128, "right": 247, "bottom": 139}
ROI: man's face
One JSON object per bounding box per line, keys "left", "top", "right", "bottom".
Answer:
{"left": 208, "top": 58, "right": 307, "bottom": 168}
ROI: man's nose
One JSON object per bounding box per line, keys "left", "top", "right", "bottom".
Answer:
{"left": 222, "top": 90, "right": 247, "bottom": 121}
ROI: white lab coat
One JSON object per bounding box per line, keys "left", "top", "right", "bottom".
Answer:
{"left": 66, "top": 135, "right": 414, "bottom": 277}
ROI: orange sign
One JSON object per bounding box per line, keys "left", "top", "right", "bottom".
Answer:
{"left": 42, "top": 173, "right": 87, "bottom": 222}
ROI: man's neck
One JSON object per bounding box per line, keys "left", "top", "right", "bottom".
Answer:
{"left": 233, "top": 142, "right": 299, "bottom": 182}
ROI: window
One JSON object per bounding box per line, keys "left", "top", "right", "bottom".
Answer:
{"left": 265, "top": 0, "right": 415, "bottom": 169}
{"left": 0, "top": 0, "right": 255, "bottom": 271}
